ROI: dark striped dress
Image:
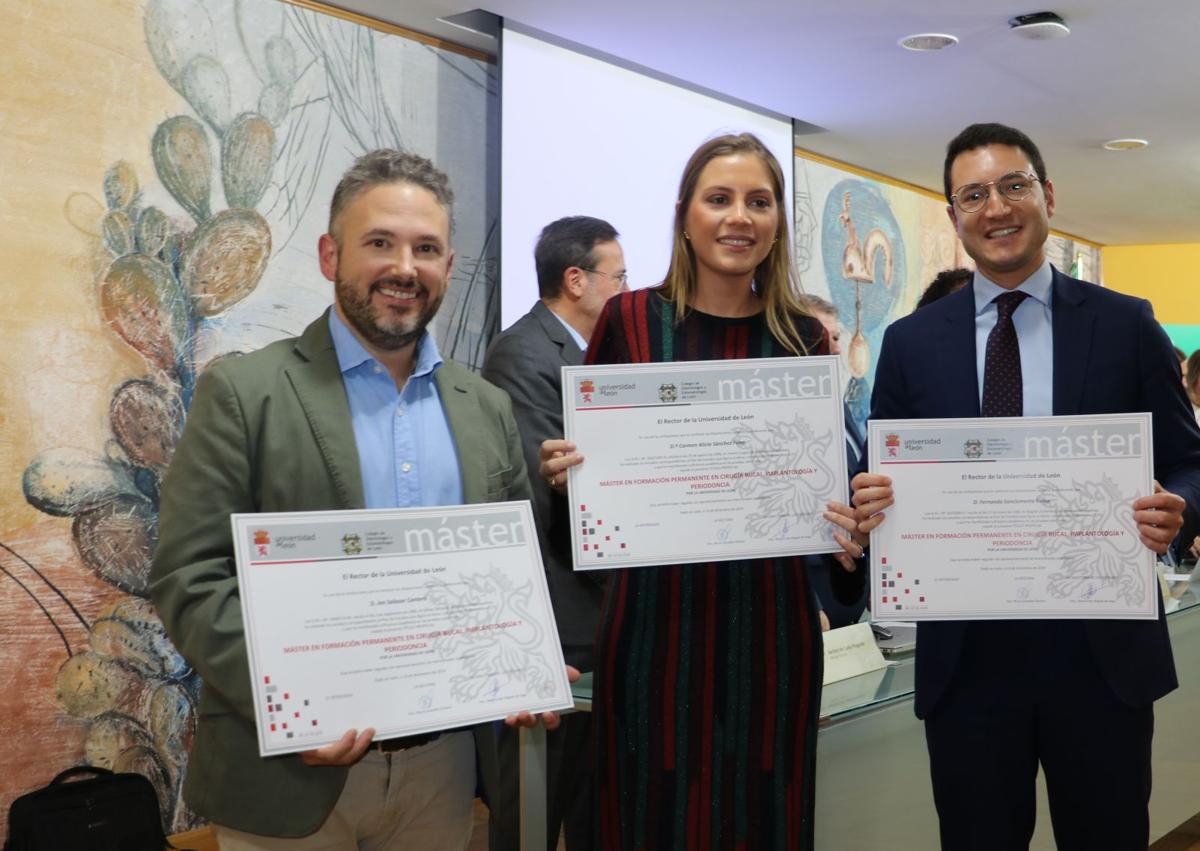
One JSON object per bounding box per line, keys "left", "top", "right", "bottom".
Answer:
{"left": 588, "top": 289, "right": 829, "bottom": 851}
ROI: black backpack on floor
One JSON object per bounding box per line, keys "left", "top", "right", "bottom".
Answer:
{"left": 4, "top": 765, "right": 172, "bottom": 850}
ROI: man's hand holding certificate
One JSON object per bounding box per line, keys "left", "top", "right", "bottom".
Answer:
{"left": 858, "top": 414, "right": 1168, "bottom": 620}
{"left": 561, "top": 357, "right": 848, "bottom": 570}
{"left": 233, "top": 502, "right": 573, "bottom": 757}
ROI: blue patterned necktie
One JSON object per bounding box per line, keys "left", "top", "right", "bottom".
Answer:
{"left": 981, "top": 291, "right": 1029, "bottom": 417}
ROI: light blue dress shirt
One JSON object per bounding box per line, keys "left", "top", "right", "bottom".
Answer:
{"left": 328, "top": 311, "right": 463, "bottom": 510}
{"left": 973, "top": 261, "right": 1054, "bottom": 417}
{"left": 549, "top": 306, "right": 588, "bottom": 352}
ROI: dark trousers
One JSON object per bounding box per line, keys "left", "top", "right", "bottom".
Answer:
{"left": 489, "top": 646, "right": 596, "bottom": 851}
{"left": 924, "top": 621, "right": 1153, "bottom": 851}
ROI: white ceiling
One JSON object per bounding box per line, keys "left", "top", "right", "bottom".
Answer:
{"left": 337, "top": 0, "right": 1200, "bottom": 247}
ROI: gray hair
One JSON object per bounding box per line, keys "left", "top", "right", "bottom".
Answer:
{"left": 796, "top": 293, "right": 837, "bottom": 318}
{"left": 328, "top": 149, "right": 455, "bottom": 238}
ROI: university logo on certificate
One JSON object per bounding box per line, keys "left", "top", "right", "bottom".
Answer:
{"left": 868, "top": 414, "right": 1157, "bottom": 621}
{"left": 562, "top": 357, "right": 848, "bottom": 571}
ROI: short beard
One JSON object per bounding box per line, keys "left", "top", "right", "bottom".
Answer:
{"left": 336, "top": 276, "right": 442, "bottom": 351}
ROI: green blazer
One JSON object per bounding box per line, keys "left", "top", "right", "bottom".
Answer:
{"left": 149, "top": 312, "right": 531, "bottom": 837}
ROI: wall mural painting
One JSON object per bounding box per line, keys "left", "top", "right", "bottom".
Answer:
{"left": 1, "top": 0, "right": 495, "bottom": 833}
{"left": 793, "top": 154, "right": 1101, "bottom": 429}
{"left": 821, "top": 180, "right": 904, "bottom": 426}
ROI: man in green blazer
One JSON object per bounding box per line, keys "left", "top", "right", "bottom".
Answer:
{"left": 151, "top": 150, "right": 545, "bottom": 849}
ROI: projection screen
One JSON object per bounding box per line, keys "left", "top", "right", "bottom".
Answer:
{"left": 499, "top": 22, "right": 795, "bottom": 329}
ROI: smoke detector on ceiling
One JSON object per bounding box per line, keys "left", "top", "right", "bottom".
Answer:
{"left": 1008, "top": 12, "right": 1071, "bottom": 40}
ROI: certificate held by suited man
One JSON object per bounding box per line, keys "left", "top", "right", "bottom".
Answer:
{"left": 562, "top": 357, "right": 847, "bottom": 571}
{"left": 867, "top": 413, "right": 1157, "bottom": 621}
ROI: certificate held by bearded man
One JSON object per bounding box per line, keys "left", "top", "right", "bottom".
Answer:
{"left": 233, "top": 502, "right": 573, "bottom": 756}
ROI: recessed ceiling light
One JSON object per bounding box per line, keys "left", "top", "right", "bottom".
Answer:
{"left": 1102, "top": 138, "right": 1150, "bottom": 151}
{"left": 898, "top": 33, "right": 958, "bottom": 52}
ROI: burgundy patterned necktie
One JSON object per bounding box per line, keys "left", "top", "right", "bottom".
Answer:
{"left": 980, "top": 291, "right": 1029, "bottom": 417}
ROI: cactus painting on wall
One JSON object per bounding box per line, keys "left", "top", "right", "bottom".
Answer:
{"left": 0, "top": 0, "right": 496, "bottom": 833}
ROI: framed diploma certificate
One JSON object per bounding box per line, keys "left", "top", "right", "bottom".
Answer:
{"left": 562, "top": 357, "right": 847, "bottom": 571}
{"left": 868, "top": 414, "right": 1157, "bottom": 620}
{"left": 232, "top": 502, "right": 573, "bottom": 756}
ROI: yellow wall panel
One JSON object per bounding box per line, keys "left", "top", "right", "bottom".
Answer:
{"left": 1101, "top": 244, "right": 1200, "bottom": 324}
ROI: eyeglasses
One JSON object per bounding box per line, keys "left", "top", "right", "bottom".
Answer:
{"left": 580, "top": 268, "right": 629, "bottom": 286}
{"left": 951, "top": 172, "right": 1042, "bottom": 213}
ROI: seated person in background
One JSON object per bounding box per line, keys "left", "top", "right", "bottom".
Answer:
{"left": 914, "top": 266, "right": 972, "bottom": 310}
{"left": 1187, "top": 350, "right": 1200, "bottom": 560}
{"left": 796, "top": 292, "right": 869, "bottom": 629}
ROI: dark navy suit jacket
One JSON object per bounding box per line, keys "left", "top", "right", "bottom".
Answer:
{"left": 807, "top": 406, "right": 870, "bottom": 627}
{"left": 870, "top": 268, "right": 1200, "bottom": 718}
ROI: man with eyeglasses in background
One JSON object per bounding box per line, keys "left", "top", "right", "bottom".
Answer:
{"left": 851, "top": 123, "right": 1200, "bottom": 849}
{"left": 481, "top": 215, "right": 626, "bottom": 851}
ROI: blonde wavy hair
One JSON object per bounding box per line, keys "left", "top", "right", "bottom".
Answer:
{"left": 660, "top": 133, "right": 813, "bottom": 355}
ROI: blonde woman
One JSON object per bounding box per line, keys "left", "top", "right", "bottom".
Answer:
{"left": 542, "top": 134, "right": 864, "bottom": 849}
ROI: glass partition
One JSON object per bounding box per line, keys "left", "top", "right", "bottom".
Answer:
{"left": 569, "top": 570, "right": 1200, "bottom": 723}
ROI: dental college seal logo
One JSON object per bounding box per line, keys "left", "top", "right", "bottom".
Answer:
{"left": 659, "top": 383, "right": 677, "bottom": 403}
{"left": 342, "top": 533, "right": 363, "bottom": 555}
{"left": 963, "top": 438, "right": 983, "bottom": 459}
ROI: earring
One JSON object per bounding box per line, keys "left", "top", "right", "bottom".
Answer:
{"left": 683, "top": 231, "right": 690, "bottom": 240}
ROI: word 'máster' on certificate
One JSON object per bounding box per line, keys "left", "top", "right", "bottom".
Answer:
{"left": 868, "top": 414, "right": 1156, "bottom": 621}
{"left": 563, "top": 358, "right": 848, "bottom": 571}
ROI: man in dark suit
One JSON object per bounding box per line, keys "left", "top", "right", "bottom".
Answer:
{"left": 482, "top": 216, "right": 625, "bottom": 851}
{"left": 798, "top": 293, "right": 869, "bottom": 629}
{"left": 151, "top": 150, "right": 561, "bottom": 849}
{"left": 851, "top": 123, "right": 1200, "bottom": 850}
